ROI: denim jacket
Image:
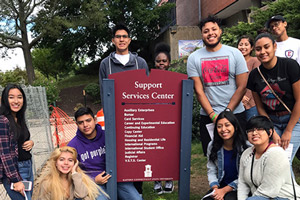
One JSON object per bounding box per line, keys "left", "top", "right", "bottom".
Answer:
{"left": 206, "top": 141, "right": 240, "bottom": 191}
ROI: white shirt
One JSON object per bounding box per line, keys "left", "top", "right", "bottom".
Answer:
{"left": 276, "top": 37, "right": 300, "bottom": 65}
{"left": 115, "top": 54, "right": 130, "bottom": 66}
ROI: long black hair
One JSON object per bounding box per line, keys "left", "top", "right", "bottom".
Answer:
{"left": 0, "top": 84, "right": 29, "bottom": 140}
{"left": 209, "top": 111, "right": 249, "bottom": 162}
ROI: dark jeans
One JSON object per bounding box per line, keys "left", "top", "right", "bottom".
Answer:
{"left": 200, "top": 111, "right": 246, "bottom": 156}
{"left": 133, "top": 181, "right": 143, "bottom": 194}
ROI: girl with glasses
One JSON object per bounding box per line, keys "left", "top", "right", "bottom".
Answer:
{"left": 238, "top": 116, "right": 300, "bottom": 200}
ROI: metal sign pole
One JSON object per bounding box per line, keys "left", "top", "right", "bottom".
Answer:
{"left": 179, "top": 79, "right": 194, "bottom": 200}
{"left": 102, "top": 79, "right": 117, "bottom": 200}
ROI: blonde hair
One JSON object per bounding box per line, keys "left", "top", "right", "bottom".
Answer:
{"left": 33, "top": 146, "right": 108, "bottom": 200}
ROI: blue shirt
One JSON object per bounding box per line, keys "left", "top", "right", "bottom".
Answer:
{"left": 220, "top": 149, "right": 238, "bottom": 187}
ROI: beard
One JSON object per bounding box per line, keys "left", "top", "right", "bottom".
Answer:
{"left": 203, "top": 35, "right": 222, "bottom": 49}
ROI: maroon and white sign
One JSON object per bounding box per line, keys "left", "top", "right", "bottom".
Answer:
{"left": 109, "top": 69, "right": 187, "bottom": 182}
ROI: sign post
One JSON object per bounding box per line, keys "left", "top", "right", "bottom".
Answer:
{"left": 102, "top": 69, "right": 193, "bottom": 199}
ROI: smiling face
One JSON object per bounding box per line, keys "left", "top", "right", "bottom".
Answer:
{"left": 56, "top": 152, "right": 75, "bottom": 175}
{"left": 255, "top": 37, "right": 277, "bottom": 65}
{"left": 269, "top": 20, "right": 287, "bottom": 38}
{"left": 201, "top": 22, "right": 222, "bottom": 50}
{"left": 155, "top": 52, "right": 170, "bottom": 70}
{"left": 238, "top": 38, "right": 253, "bottom": 57}
{"left": 112, "top": 29, "right": 131, "bottom": 55}
{"left": 216, "top": 118, "right": 235, "bottom": 142}
{"left": 247, "top": 128, "right": 270, "bottom": 146}
{"left": 8, "top": 88, "right": 24, "bottom": 115}
{"left": 76, "top": 114, "right": 97, "bottom": 139}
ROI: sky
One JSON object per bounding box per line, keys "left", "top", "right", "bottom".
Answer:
{"left": 1, "top": 48, "right": 25, "bottom": 72}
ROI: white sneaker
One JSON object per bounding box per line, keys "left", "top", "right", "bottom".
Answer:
{"left": 164, "top": 181, "right": 174, "bottom": 193}
{"left": 154, "top": 181, "right": 163, "bottom": 195}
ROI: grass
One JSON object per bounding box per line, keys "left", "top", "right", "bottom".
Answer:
{"left": 293, "top": 158, "right": 300, "bottom": 184}
{"left": 142, "top": 142, "right": 206, "bottom": 200}
{"left": 57, "top": 74, "right": 98, "bottom": 89}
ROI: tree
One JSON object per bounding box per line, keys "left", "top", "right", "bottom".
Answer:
{"left": 222, "top": 0, "right": 300, "bottom": 47}
{"left": 34, "top": 0, "right": 175, "bottom": 70}
{"left": 33, "top": 0, "right": 109, "bottom": 66}
{"left": 32, "top": 48, "right": 72, "bottom": 79}
{"left": 0, "top": 0, "right": 51, "bottom": 84}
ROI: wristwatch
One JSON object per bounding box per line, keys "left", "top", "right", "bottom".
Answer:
{"left": 225, "top": 108, "right": 231, "bottom": 112}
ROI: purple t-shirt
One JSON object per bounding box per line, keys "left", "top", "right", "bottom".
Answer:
{"left": 68, "top": 124, "right": 106, "bottom": 179}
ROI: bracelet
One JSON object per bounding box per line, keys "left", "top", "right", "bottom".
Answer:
{"left": 211, "top": 113, "right": 217, "bottom": 122}
{"left": 208, "top": 110, "right": 214, "bottom": 116}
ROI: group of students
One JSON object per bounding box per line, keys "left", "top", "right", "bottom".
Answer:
{"left": 196, "top": 15, "right": 300, "bottom": 200}
{"left": 0, "top": 24, "right": 174, "bottom": 200}
{"left": 1, "top": 14, "right": 300, "bottom": 200}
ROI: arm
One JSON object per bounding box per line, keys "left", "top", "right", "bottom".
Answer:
{"left": 191, "top": 77, "right": 217, "bottom": 122}
{"left": 226, "top": 72, "right": 248, "bottom": 111}
{"left": 281, "top": 80, "right": 300, "bottom": 149}
{"left": 72, "top": 172, "right": 89, "bottom": 198}
{"left": 99, "top": 60, "right": 107, "bottom": 104}
{"left": 237, "top": 152, "right": 251, "bottom": 200}
{"left": 0, "top": 118, "right": 22, "bottom": 183}
{"left": 253, "top": 148, "right": 290, "bottom": 198}
{"left": 206, "top": 142, "right": 219, "bottom": 188}
{"left": 139, "top": 57, "right": 149, "bottom": 75}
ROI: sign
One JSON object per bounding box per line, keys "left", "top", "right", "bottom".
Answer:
{"left": 178, "top": 40, "right": 203, "bottom": 58}
{"left": 109, "top": 69, "right": 187, "bottom": 182}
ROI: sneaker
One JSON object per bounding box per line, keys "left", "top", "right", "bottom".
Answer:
{"left": 164, "top": 181, "right": 174, "bottom": 193}
{"left": 154, "top": 181, "right": 163, "bottom": 195}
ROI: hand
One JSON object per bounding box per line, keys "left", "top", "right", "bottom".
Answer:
{"left": 242, "top": 96, "right": 250, "bottom": 106}
{"left": 95, "top": 171, "right": 111, "bottom": 185}
{"left": 72, "top": 160, "right": 79, "bottom": 173}
{"left": 12, "top": 181, "right": 25, "bottom": 196}
{"left": 272, "top": 130, "right": 281, "bottom": 146}
{"left": 281, "top": 130, "right": 292, "bottom": 150}
{"left": 212, "top": 188, "right": 226, "bottom": 200}
{"left": 22, "top": 140, "right": 34, "bottom": 151}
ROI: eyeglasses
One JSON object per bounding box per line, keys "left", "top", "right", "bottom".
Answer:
{"left": 246, "top": 128, "right": 265, "bottom": 134}
{"left": 155, "top": 59, "right": 168, "bottom": 63}
{"left": 114, "top": 35, "right": 129, "bottom": 39}
{"left": 269, "top": 21, "right": 282, "bottom": 30}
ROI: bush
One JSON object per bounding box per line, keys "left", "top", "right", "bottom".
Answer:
{"left": 84, "top": 83, "right": 101, "bottom": 103}
{"left": 169, "top": 57, "right": 201, "bottom": 141}
{"left": 0, "top": 67, "right": 28, "bottom": 86}
{"left": 32, "top": 71, "right": 60, "bottom": 106}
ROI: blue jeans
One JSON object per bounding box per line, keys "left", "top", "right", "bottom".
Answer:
{"left": 245, "top": 106, "right": 259, "bottom": 121}
{"left": 246, "top": 196, "right": 288, "bottom": 200}
{"left": 269, "top": 114, "right": 300, "bottom": 164}
{"left": 117, "top": 182, "right": 142, "bottom": 200}
{"left": 96, "top": 184, "right": 110, "bottom": 200}
{"left": 3, "top": 159, "right": 33, "bottom": 200}
{"left": 99, "top": 182, "right": 142, "bottom": 200}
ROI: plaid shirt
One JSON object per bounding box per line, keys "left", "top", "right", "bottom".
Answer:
{"left": 0, "top": 115, "right": 22, "bottom": 183}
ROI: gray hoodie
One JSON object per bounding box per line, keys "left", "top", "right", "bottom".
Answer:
{"left": 99, "top": 51, "right": 149, "bottom": 100}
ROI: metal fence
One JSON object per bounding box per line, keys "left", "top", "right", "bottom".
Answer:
{"left": 0, "top": 85, "right": 54, "bottom": 199}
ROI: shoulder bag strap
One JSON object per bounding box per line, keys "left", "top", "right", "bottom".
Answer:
{"left": 257, "top": 66, "right": 297, "bottom": 200}
{"left": 257, "top": 66, "right": 292, "bottom": 114}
